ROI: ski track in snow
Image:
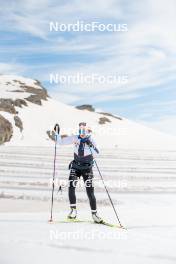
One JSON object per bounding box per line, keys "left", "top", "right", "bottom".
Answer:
{"left": 0, "top": 146, "right": 176, "bottom": 199}
{"left": 0, "top": 146, "right": 176, "bottom": 264}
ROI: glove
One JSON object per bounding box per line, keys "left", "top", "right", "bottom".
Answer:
{"left": 54, "top": 123, "right": 60, "bottom": 135}
{"left": 85, "top": 138, "right": 99, "bottom": 154}
{"left": 85, "top": 138, "right": 93, "bottom": 147}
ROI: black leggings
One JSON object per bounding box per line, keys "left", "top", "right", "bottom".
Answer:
{"left": 68, "top": 167, "right": 97, "bottom": 211}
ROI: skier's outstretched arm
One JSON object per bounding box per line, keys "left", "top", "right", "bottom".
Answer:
{"left": 53, "top": 123, "right": 76, "bottom": 145}
{"left": 57, "top": 135, "right": 76, "bottom": 145}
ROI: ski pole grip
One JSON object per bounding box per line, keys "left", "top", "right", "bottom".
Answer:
{"left": 54, "top": 124, "right": 60, "bottom": 135}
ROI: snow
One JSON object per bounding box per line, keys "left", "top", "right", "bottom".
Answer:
{"left": 0, "top": 195, "right": 176, "bottom": 264}
{"left": 0, "top": 74, "right": 42, "bottom": 99}
{"left": 0, "top": 146, "right": 176, "bottom": 263}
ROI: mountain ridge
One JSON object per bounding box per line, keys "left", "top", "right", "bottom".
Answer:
{"left": 0, "top": 74, "right": 176, "bottom": 150}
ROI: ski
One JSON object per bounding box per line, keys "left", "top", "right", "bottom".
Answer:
{"left": 49, "top": 219, "right": 126, "bottom": 229}
{"left": 53, "top": 219, "right": 86, "bottom": 224}
{"left": 94, "top": 220, "right": 125, "bottom": 229}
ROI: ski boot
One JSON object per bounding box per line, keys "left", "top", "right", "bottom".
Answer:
{"left": 92, "top": 211, "right": 103, "bottom": 223}
{"left": 67, "top": 208, "right": 77, "bottom": 220}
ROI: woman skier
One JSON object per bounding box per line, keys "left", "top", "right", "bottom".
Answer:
{"left": 54, "top": 122, "right": 103, "bottom": 223}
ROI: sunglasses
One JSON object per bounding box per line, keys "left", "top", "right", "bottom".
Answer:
{"left": 79, "top": 128, "right": 86, "bottom": 135}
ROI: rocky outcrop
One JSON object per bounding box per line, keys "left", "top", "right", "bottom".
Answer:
{"left": 0, "top": 99, "right": 17, "bottom": 114}
{"left": 76, "top": 104, "right": 95, "bottom": 112}
{"left": 0, "top": 76, "right": 51, "bottom": 144}
{"left": 14, "top": 115, "right": 23, "bottom": 132}
{"left": 22, "top": 83, "right": 49, "bottom": 105}
{"left": 76, "top": 105, "right": 122, "bottom": 120}
{"left": 10, "top": 79, "right": 49, "bottom": 106}
{"left": 0, "top": 98, "right": 28, "bottom": 114}
{"left": 25, "top": 94, "right": 43, "bottom": 105}
{"left": 14, "top": 99, "right": 27, "bottom": 108}
{"left": 0, "top": 77, "right": 49, "bottom": 145}
{"left": 98, "top": 117, "right": 111, "bottom": 124}
{"left": 0, "top": 114, "right": 13, "bottom": 144}
{"left": 98, "top": 112, "right": 122, "bottom": 120}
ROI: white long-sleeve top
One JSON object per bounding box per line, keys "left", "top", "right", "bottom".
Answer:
{"left": 56, "top": 134, "right": 99, "bottom": 158}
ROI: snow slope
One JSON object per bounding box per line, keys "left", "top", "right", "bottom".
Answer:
{"left": 1, "top": 194, "right": 176, "bottom": 264}
{"left": 1, "top": 75, "right": 176, "bottom": 149}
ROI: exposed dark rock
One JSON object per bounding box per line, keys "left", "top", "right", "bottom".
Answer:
{"left": 14, "top": 99, "right": 27, "bottom": 108}
{"left": 76, "top": 104, "right": 95, "bottom": 112}
{"left": 11, "top": 90, "right": 25, "bottom": 93}
{"left": 10, "top": 79, "right": 49, "bottom": 106}
{"left": 0, "top": 76, "right": 51, "bottom": 144}
{"left": 22, "top": 85, "right": 48, "bottom": 99}
{"left": 0, "top": 99, "right": 17, "bottom": 114}
{"left": 14, "top": 115, "right": 23, "bottom": 132}
{"left": 98, "top": 117, "right": 111, "bottom": 124}
{"left": 0, "top": 114, "right": 13, "bottom": 144}
{"left": 0, "top": 98, "right": 27, "bottom": 114}
{"left": 13, "top": 80, "right": 25, "bottom": 85}
{"left": 99, "top": 112, "right": 122, "bottom": 120}
{"left": 25, "top": 94, "right": 42, "bottom": 105}
{"left": 34, "top": 80, "right": 44, "bottom": 87}
{"left": 23, "top": 84, "right": 49, "bottom": 105}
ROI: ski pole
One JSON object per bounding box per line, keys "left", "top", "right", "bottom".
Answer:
{"left": 49, "top": 124, "right": 60, "bottom": 222}
{"left": 88, "top": 145, "right": 124, "bottom": 227}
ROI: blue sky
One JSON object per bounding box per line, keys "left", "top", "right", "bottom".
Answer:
{"left": 0, "top": 0, "right": 176, "bottom": 136}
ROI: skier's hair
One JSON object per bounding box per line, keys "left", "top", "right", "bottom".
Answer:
{"left": 79, "top": 122, "right": 86, "bottom": 126}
